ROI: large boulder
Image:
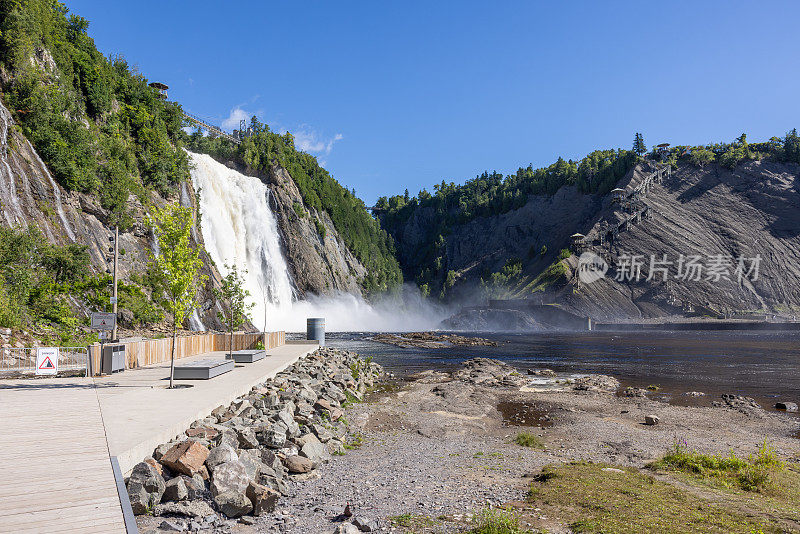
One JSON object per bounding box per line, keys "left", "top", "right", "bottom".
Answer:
{"left": 210, "top": 461, "right": 250, "bottom": 497}
{"left": 258, "top": 424, "right": 287, "bottom": 449}
{"left": 159, "top": 440, "right": 210, "bottom": 476}
{"left": 238, "top": 449, "right": 265, "bottom": 480}
{"left": 237, "top": 428, "right": 259, "bottom": 449}
{"left": 126, "top": 461, "right": 166, "bottom": 514}
{"left": 206, "top": 444, "right": 238, "bottom": 472}
{"left": 214, "top": 491, "right": 253, "bottom": 518}
{"left": 284, "top": 454, "right": 313, "bottom": 474}
{"left": 245, "top": 481, "right": 280, "bottom": 516}
{"left": 276, "top": 409, "right": 301, "bottom": 437}
{"left": 298, "top": 434, "right": 331, "bottom": 464}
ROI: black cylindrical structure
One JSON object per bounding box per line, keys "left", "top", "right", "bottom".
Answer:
{"left": 306, "top": 317, "right": 325, "bottom": 346}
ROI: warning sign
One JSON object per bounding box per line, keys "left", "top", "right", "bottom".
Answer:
{"left": 91, "top": 312, "right": 116, "bottom": 331}
{"left": 36, "top": 347, "right": 59, "bottom": 376}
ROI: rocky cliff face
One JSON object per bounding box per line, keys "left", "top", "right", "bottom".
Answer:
{"left": 0, "top": 97, "right": 229, "bottom": 330}
{"left": 561, "top": 159, "right": 800, "bottom": 320}
{"left": 214, "top": 158, "right": 367, "bottom": 298}
{"left": 395, "top": 158, "right": 800, "bottom": 322}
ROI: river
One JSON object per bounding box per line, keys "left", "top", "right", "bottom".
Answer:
{"left": 320, "top": 330, "right": 800, "bottom": 414}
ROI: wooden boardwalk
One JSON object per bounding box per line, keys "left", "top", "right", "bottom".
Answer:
{"left": 0, "top": 379, "right": 126, "bottom": 533}
{"left": 0, "top": 341, "right": 317, "bottom": 532}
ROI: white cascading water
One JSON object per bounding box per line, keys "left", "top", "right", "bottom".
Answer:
{"left": 189, "top": 151, "right": 294, "bottom": 330}
{"left": 188, "top": 150, "right": 446, "bottom": 332}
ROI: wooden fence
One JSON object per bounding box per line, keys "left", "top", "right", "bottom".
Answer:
{"left": 88, "top": 331, "right": 285, "bottom": 376}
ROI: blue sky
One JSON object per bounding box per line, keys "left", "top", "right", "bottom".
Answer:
{"left": 68, "top": 1, "right": 800, "bottom": 205}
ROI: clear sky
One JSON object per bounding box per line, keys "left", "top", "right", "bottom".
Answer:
{"left": 67, "top": 0, "right": 800, "bottom": 205}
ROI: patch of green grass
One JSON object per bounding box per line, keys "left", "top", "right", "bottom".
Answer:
{"left": 650, "top": 440, "right": 782, "bottom": 492}
{"left": 513, "top": 432, "right": 545, "bottom": 449}
{"left": 343, "top": 432, "right": 364, "bottom": 450}
{"left": 389, "top": 513, "right": 438, "bottom": 529}
{"left": 467, "top": 507, "right": 534, "bottom": 534}
{"left": 526, "top": 461, "right": 786, "bottom": 533}
{"left": 342, "top": 390, "right": 362, "bottom": 408}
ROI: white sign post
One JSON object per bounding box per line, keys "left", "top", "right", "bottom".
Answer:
{"left": 36, "top": 347, "right": 59, "bottom": 375}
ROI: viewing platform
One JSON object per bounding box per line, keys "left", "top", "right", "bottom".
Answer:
{"left": 0, "top": 337, "right": 318, "bottom": 532}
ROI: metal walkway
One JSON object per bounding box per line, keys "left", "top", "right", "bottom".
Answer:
{"left": 182, "top": 112, "right": 240, "bottom": 144}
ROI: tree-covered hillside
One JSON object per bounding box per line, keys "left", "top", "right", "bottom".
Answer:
{"left": 375, "top": 131, "right": 800, "bottom": 300}
{"left": 375, "top": 149, "right": 637, "bottom": 295}
{"left": 0, "top": 0, "right": 189, "bottom": 227}
{"left": 184, "top": 123, "right": 403, "bottom": 294}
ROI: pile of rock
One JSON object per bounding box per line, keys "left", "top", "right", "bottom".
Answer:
{"left": 451, "top": 358, "right": 529, "bottom": 387}
{"left": 571, "top": 374, "right": 620, "bottom": 393}
{"left": 712, "top": 393, "right": 764, "bottom": 416}
{"left": 125, "top": 347, "right": 381, "bottom": 526}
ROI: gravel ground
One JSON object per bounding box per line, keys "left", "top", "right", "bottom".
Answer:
{"left": 243, "top": 361, "right": 800, "bottom": 534}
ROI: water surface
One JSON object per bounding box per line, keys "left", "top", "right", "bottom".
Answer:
{"left": 321, "top": 331, "right": 800, "bottom": 413}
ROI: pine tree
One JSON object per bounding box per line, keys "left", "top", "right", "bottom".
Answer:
{"left": 633, "top": 133, "right": 647, "bottom": 156}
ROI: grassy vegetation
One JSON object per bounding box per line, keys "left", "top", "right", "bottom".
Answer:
{"left": 0, "top": 0, "right": 189, "bottom": 227}
{"left": 525, "top": 460, "right": 798, "bottom": 533}
{"left": 650, "top": 440, "right": 783, "bottom": 493}
{"left": 389, "top": 513, "right": 439, "bottom": 530}
{"left": 0, "top": 226, "right": 168, "bottom": 339}
{"left": 467, "top": 507, "right": 534, "bottom": 534}
{"left": 513, "top": 432, "right": 545, "bottom": 449}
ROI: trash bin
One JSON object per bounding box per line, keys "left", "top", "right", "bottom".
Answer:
{"left": 101, "top": 344, "right": 126, "bottom": 374}
{"left": 306, "top": 318, "right": 325, "bottom": 347}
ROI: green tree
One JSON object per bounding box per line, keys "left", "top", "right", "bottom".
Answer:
{"left": 148, "top": 204, "right": 206, "bottom": 388}
{"left": 213, "top": 265, "right": 254, "bottom": 360}
{"left": 633, "top": 133, "right": 647, "bottom": 156}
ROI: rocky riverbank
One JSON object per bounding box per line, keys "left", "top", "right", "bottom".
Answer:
{"left": 371, "top": 332, "right": 498, "bottom": 349}
{"left": 133, "top": 347, "right": 380, "bottom": 533}
{"left": 135, "top": 354, "right": 800, "bottom": 533}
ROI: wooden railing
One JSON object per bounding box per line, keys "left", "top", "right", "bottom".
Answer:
{"left": 89, "top": 331, "right": 285, "bottom": 376}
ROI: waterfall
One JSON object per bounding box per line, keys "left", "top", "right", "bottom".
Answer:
{"left": 187, "top": 150, "right": 446, "bottom": 332}
{"left": 188, "top": 151, "right": 294, "bottom": 330}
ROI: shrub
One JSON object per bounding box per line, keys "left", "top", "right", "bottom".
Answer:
{"left": 514, "top": 431, "right": 545, "bottom": 449}
{"left": 469, "top": 507, "right": 531, "bottom": 534}
{"left": 650, "top": 439, "right": 781, "bottom": 492}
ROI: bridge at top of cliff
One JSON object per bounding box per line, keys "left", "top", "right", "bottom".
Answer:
{"left": 183, "top": 111, "right": 241, "bottom": 145}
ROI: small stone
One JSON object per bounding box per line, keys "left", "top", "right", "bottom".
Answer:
{"left": 214, "top": 491, "right": 253, "bottom": 518}
{"left": 284, "top": 454, "right": 313, "bottom": 473}
{"left": 239, "top": 515, "right": 256, "bottom": 525}
{"left": 333, "top": 523, "right": 360, "bottom": 534}
{"left": 644, "top": 415, "right": 659, "bottom": 425}
{"left": 160, "top": 440, "right": 210, "bottom": 476}
{"left": 163, "top": 477, "right": 189, "bottom": 502}
{"left": 352, "top": 516, "right": 379, "bottom": 532}
{"left": 314, "top": 399, "right": 333, "bottom": 412}
{"left": 775, "top": 401, "right": 798, "bottom": 412}
{"left": 153, "top": 500, "right": 215, "bottom": 518}
{"left": 158, "top": 519, "right": 183, "bottom": 531}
